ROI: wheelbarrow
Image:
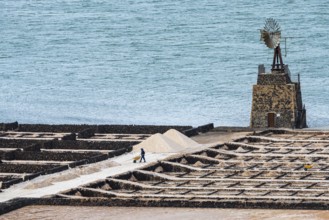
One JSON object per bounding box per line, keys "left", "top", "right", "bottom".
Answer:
{"left": 304, "top": 164, "right": 313, "bottom": 171}
{"left": 133, "top": 155, "right": 141, "bottom": 163}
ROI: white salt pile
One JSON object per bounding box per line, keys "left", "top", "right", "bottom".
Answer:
{"left": 235, "top": 147, "right": 248, "bottom": 153}
{"left": 321, "top": 148, "right": 329, "bottom": 154}
{"left": 133, "top": 129, "right": 201, "bottom": 153}
{"left": 133, "top": 133, "right": 186, "bottom": 153}
{"left": 163, "top": 129, "right": 200, "bottom": 148}
{"left": 299, "top": 148, "right": 309, "bottom": 154}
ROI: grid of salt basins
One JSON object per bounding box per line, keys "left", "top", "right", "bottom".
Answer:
{"left": 0, "top": 123, "right": 192, "bottom": 189}
{"left": 53, "top": 129, "right": 329, "bottom": 210}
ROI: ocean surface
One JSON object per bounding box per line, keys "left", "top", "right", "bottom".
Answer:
{"left": 1, "top": 0, "right": 329, "bottom": 128}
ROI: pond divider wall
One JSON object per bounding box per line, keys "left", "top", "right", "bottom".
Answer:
{"left": 78, "top": 128, "right": 95, "bottom": 138}
{"left": 0, "top": 122, "right": 18, "bottom": 131}
{"left": 0, "top": 139, "right": 46, "bottom": 149}
{"left": 1, "top": 122, "right": 217, "bottom": 138}
{"left": 95, "top": 125, "right": 192, "bottom": 134}
{"left": 61, "top": 133, "right": 76, "bottom": 140}
{"left": 15, "top": 124, "right": 193, "bottom": 134}
{"left": 197, "top": 123, "right": 214, "bottom": 133}
{"left": 2, "top": 195, "right": 329, "bottom": 216}
{"left": 47, "top": 140, "right": 138, "bottom": 150}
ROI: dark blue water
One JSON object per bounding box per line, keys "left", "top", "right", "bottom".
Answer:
{"left": 1, "top": 0, "right": 329, "bottom": 127}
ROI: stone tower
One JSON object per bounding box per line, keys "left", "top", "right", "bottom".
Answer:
{"left": 251, "top": 18, "right": 307, "bottom": 129}
{"left": 250, "top": 64, "right": 307, "bottom": 129}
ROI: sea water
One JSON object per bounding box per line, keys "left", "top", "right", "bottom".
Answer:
{"left": 1, "top": 0, "right": 329, "bottom": 128}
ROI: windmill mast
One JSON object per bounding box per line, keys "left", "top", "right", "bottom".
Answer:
{"left": 272, "top": 44, "right": 284, "bottom": 71}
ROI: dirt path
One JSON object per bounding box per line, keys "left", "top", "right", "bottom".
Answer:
{"left": 2, "top": 206, "right": 329, "bottom": 220}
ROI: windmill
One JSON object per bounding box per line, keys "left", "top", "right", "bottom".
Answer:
{"left": 260, "top": 18, "right": 284, "bottom": 72}
{"left": 251, "top": 18, "right": 307, "bottom": 129}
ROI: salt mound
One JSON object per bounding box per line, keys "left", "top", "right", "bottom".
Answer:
{"left": 129, "top": 174, "right": 138, "bottom": 182}
{"left": 242, "top": 171, "right": 251, "bottom": 177}
{"left": 101, "top": 184, "right": 112, "bottom": 190}
{"left": 180, "top": 158, "right": 188, "bottom": 164}
{"left": 194, "top": 161, "right": 205, "bottom": 167}
{"left": 133, "top": 133, "right": 186, "bottom": 153}
{"left": 221, "top": 145, "right": 230, "bottom": 150}
{"left": 299, "top": 148, "right": 309, "bottom": 154}
{"left": 320, "top": 148, "right": 329, "bottom": 154}
{"left": 257, "top": 148, "right": 268, "bottom": 153}
{"left": 154, "top": 166, "right": 164, "bottom": 173}
{"left": 235, "top": 147, "right": 247, "bottom": 153}
{"left": 238, "top": 161, "right": 246, "bottom": 167}
{"left": 215, "top": 154, "right": 223, "bottom": 159}
{"left": 218, "top": 161, "right": 225, "bottom": 168}
{"left": 163, "top": 129, "right": 200, "bottom": 148}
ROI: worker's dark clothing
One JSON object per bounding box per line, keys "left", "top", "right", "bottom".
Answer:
{"left": 140, "top": 149, "right": 146, "bottom": 162}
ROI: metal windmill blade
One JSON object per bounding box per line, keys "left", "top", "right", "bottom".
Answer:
{"left": 260, "top": 18, "right": 281, "bottom": 48}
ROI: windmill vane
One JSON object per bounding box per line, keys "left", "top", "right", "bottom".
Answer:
{"left": 264, "top": 18, "right": 281, "bottom": 33}
{"left": 260, "top": 18, "right": 284, "bottom": 71}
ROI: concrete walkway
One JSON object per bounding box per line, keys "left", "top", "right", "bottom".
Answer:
{"left": 0, "top": 151, "right": 175, "bottom": 203}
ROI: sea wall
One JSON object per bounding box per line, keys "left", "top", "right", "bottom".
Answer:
{"left": 16, "top": 124, "right": 192, "bottom": 134}
{"left": 96, "top": 125, "right": 192, "bottom": 134}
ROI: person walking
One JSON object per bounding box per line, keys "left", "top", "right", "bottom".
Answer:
{"left": 140, "top": 148, "right": 146, "bottom": 163}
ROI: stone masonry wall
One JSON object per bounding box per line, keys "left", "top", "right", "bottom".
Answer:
{"left": 257, "top": 73, "right": 291, "bottom": 85}
{"left": 16, "top": 124, "right": 192, "bottom": 134}
{"left": 250, "top": 84, "right": 297, "bottom": 128}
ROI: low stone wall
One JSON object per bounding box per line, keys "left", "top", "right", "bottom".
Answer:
{"left": 184, "top": 123, "right": 215, "bottom": 137}
{"left": 0, "top": 164, "right": 58, "bottom": 173}
{"left": 213, "top": 126, "right": 257, "bottom": 132}
{"left": 78, "top": 128, "right": 95, "bottom": 138}
{"left": 12, "top": 151, "right": 102, "bottom": 161}
{"left": 61, "top": 133, "right": 76, "bottom": 141}
{"left": 1, "top": 178, "right": 23, "bottom": 189}
{"left": 17, "top": 124, "right": 97, "bottom": 133}
{"left": 2, "top": 150, "right": 19, "bottom": 160}
{"left": 16, "top": 123, "right": 192, "bottom": 134}
{"left": 108, "top": 146, "right": 132, "bottom": 157}
{"left": 46, "top": 197, "right": 329, "bottom": 210}
{"left": 197, "top": 123, "right": 214, "bottom": 133}
{"left": 96, "top": 125, "right": 192, "bottom": 134}
{"left": 183, "top": 128, "right": 198, "bottom": 137}
{"left": 23, "top": 143, "right": 41, "bottom": 152}
{"left": 0, "top": 198, "right": 37, "bottom": 215}
{"left": 45, "top": 140, "right": 138, "bottom": 151}
{"left": 1, "top": 196, "right": 328, "bottom": 216}
{"left": 0, "top": 122, "right": 18, "bottom": 131}
{"left": 0, "top": 139, "right": 45, "bottom": 148}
